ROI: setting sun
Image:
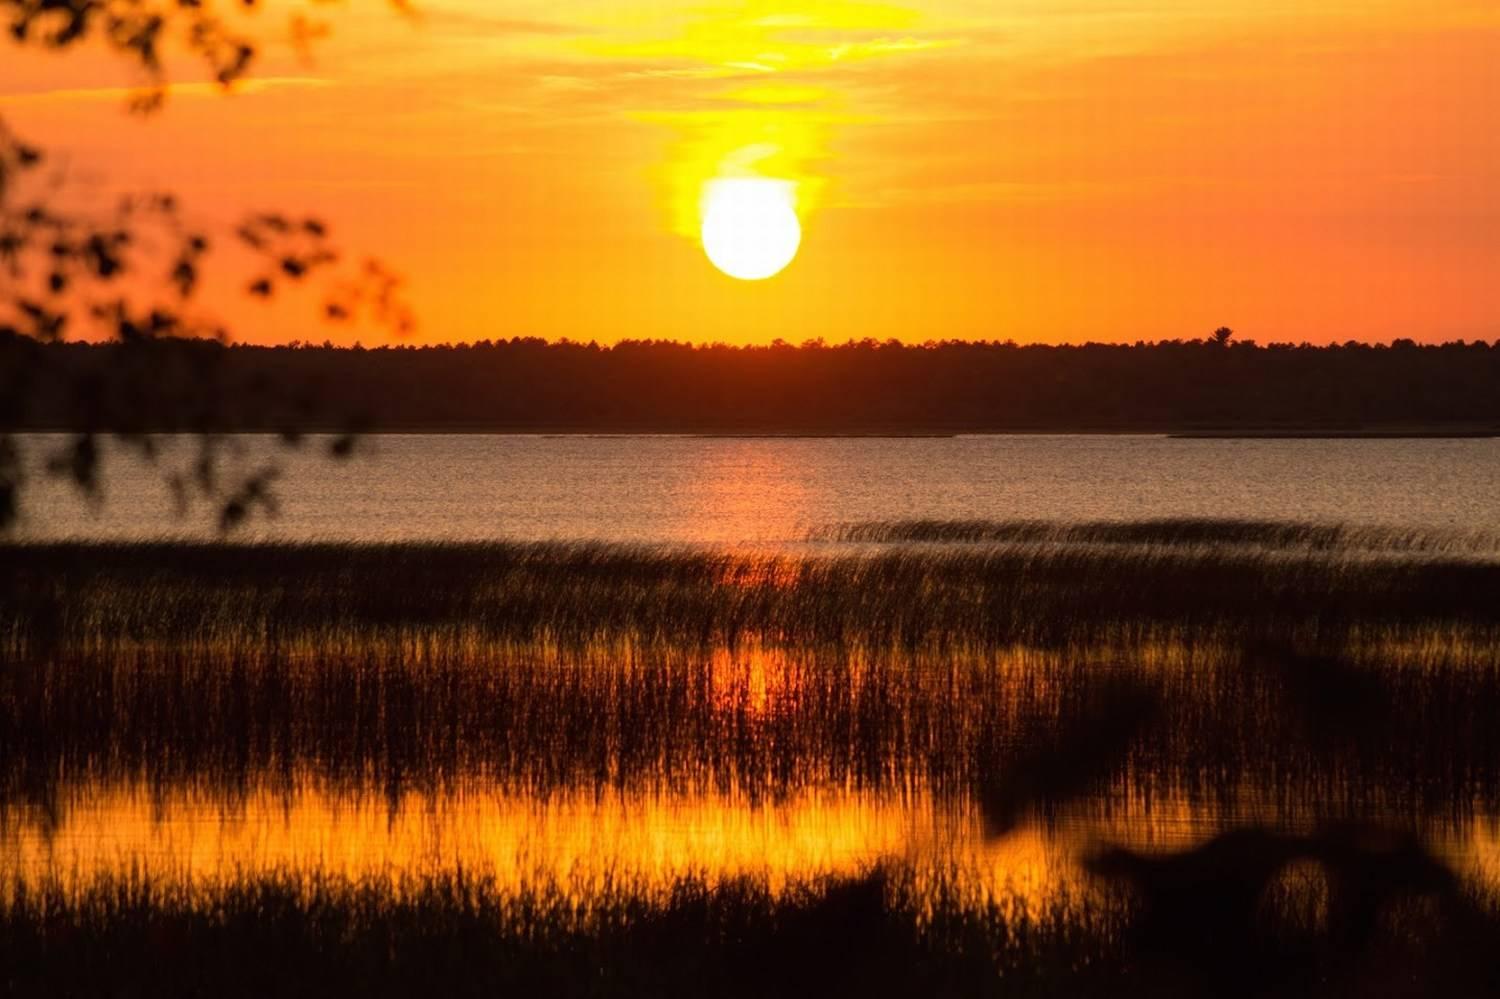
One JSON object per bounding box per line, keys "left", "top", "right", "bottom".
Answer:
{"left": 4, "top": 1, "right": 1500, "bottom": 992}
{"left": 700, "top": 178, "right": 802, "bottom": 281}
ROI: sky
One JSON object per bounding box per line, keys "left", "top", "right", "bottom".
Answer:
{"left": 1, "top": 0, "right": 1497, "bottom": 346}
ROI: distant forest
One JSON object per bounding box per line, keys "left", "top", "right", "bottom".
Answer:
{"left": 7, "top": 334, "right": 1500, "bottom": 434}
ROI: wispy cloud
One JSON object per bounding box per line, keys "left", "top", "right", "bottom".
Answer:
{"left": 410, "top": 7, "right": 591, "bottom": 37}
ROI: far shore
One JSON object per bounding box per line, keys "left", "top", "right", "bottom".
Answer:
{"left": 1168, "top": 428, "right": 1499, "bottom": 439}
{"left": 9, "top": 425, "right": 1500, "bottom": 439}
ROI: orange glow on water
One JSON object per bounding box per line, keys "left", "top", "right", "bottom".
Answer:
{"left": 0, "top": 776, "right": 1088, "bottom": 916}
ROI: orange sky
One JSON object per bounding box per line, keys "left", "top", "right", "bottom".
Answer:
{"left": 2, "top": 0, "right": 1497, "bottom": 346}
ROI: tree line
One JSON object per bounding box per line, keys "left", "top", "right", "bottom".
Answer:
{"left": 6, "top": 333, "right": 1500, "bottom": 434}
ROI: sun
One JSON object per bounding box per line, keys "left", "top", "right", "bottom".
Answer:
{"left": 700, "top": 178, "right": 801, "bottom": 280}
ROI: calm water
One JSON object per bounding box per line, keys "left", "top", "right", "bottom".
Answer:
{"left": 13, "top": 433, "right": 1500, "bottom": 541}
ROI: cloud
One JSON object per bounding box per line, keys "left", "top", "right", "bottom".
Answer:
{"left": 410, "top": 7, "right": 591, "bottom": 37}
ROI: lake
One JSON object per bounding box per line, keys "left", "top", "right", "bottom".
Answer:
{"left": 13, "top": 433, "right": 1500, "bottom": 541}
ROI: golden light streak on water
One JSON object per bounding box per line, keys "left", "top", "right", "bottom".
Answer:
{"left": 0, "top": 777, "right": 1090, "bottom": 915}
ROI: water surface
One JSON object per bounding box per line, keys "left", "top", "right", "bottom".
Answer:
{"left": 14, "top": 433, "right": 1500, "bottom": 541}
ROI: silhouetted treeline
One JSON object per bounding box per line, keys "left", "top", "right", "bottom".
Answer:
{"left": 8, "top": 335, "right": 1500, "bottom": 433}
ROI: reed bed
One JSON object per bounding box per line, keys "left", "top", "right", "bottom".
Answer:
{"left": 5, "top": 529, "right": 1500, "bottom": 820}
{"left": 0, "top": 866, "right": 1131, "bottom": 999}
{"left": 7, "top": 524, "right": 1500, "bottom": 996}
{"left": 817, "top": 518, "right": 1500, "bottom": 555}
{"left": 5, "top": 640, "right": 1500, "bottom": 823}
{"left": 6, "top": 535, "right": 1500, "bottom": 656}
{"left": 3, "top": 863, "right": 1496, "bottom": 999}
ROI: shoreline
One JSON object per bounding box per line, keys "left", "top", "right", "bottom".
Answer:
{"left": 8, "top": 426, "right": 1498, "bottom": 438}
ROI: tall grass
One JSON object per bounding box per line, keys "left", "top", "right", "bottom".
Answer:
{"left": 2, "top": 863, "right": 1495, "bottom": 999}
{"left": 5, "top": 639, "right": 1500, "bottom": 822}
{"left": 817, "top": 518, "right": 1500, "bottom": 555}
{"left": 6, "top": 534, "right": 1500, "bottom": 655}
{"left": 6, "top": 523, "right": 1500, "bottom": 996}
{"left": 0, "top": 866, "right": 1134, "bottom": 999}
{"left": 5, "top": 529, "right": 1500, "bottom": 821}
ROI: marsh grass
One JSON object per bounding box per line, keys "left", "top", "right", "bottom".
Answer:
{"left": 3, "top": 863, "right": 1496, "bottom": 999}
{"left": 817, "top": 518, "right": 1500, "bottom": 556}
{"left": 6, "top": 637, "right": 1500, "bottom": 821}
{"left": 6, "top": 523, "right": 1500, "bottom": 996}
{"left": 6, "top": 534, "right": 1500, "bottom": 656}
{"left": 0, "top": 866, "right": 1135, "bottom": 999}
{"left": 5, "top": 531, "right": 1500, "bottom": 822}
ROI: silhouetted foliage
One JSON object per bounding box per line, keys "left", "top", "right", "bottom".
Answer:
{"left": 2, "top": 0, "right": 404, "bottom": 109}
{"left": 1, "top": 2, "right": 414, "bottom": 530}
{"left": 1084, "top": 823, "right": 1495, "bottom": 996}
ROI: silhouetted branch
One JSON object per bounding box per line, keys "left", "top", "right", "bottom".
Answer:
{"left": 1, "top": 4, "right": 417, "bottom": 530}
